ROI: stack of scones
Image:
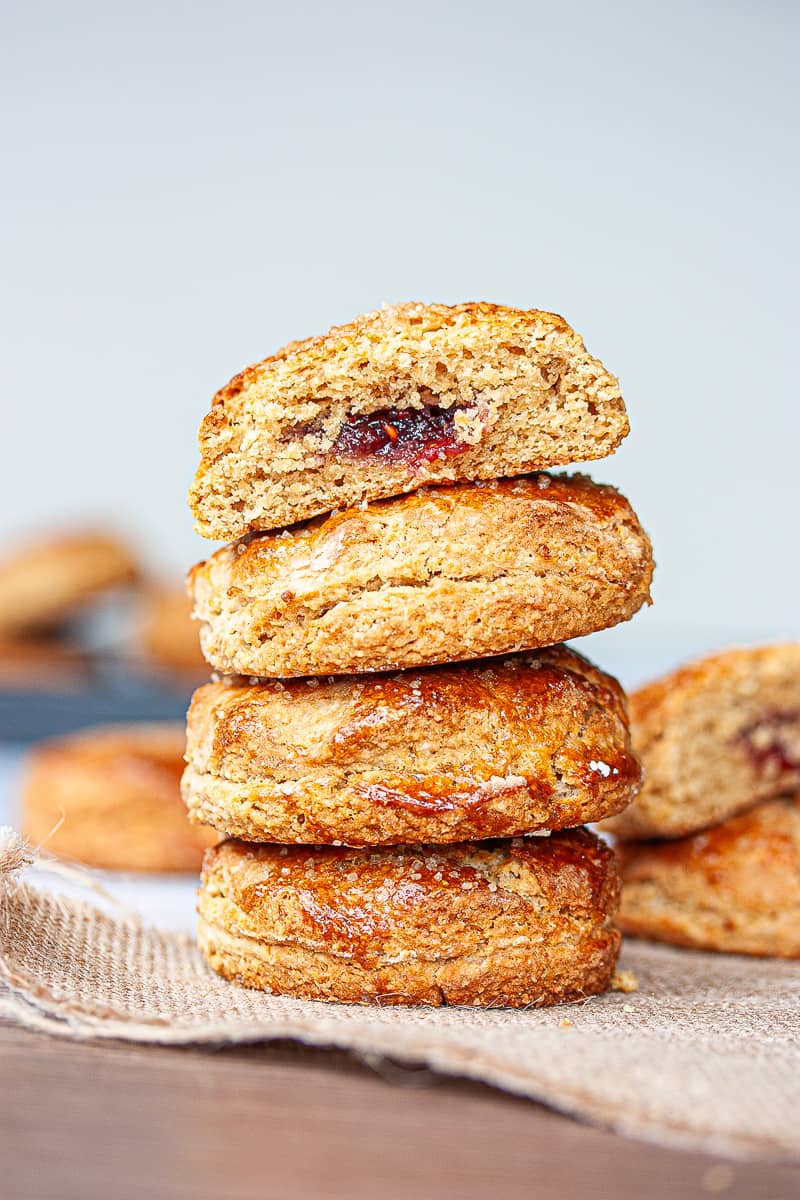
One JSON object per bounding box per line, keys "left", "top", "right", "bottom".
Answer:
{"left": 183, "top": 302, "right": 654, "bottom": 1007}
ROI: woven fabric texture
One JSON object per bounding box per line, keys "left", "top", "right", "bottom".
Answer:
{"left": 1, "top": 828, "right": 799, "bottom": 1160}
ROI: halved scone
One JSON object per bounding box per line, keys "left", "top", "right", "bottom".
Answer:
{"left": 189, "top": 302, "right": 629, "bottom": 538}
{"left": 602, "top": 644, "right": 800, "bottom": 840}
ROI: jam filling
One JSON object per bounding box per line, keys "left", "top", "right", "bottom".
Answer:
{"left": 331, "top": 405, "right": 467, "bottom": 468}
{"left": 737, "top": 710, "right": 800, "bottom": 775}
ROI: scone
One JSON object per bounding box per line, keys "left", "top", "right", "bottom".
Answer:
{"left": 139, "top": 585, "right": 207, "bottom": 677}
{"left": 22, "top": 724, "right": 217, "bottom": 872}
{"left": 189, "top": 302, "right": 629, "bottom": 538}
{"left": 183, "top": 646, "right": 641, "bottom": 845}
{"left": 190, "top": 473, "right": 653, "bottom": 677}
{"left": 0, "top": 637, "right": 90, "bottom": 692}
{"left": 198, "top": 829, "right": 622, "bottom": 1006}
{"left": 618, "top": 797, "right": 800, "bottom": 957}
{"left": 602, "top": 644, "right": 800, "bottom": 840}
{"left": 0, "top": 531, "right": 138, "bottom": 636}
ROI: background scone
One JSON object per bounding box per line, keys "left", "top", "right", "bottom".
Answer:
{"left": 617, "top": 797, "right": 800, "bottom": 957}
{"left": 0, "top": 531, "right": 138, "bottom": 636}
{"left": 183, "top": 646, "right": 642, "bottom": 845}
{"left": 23, "top": 723, "right": 217, "bottom": 872}
{"left": 139, "top": 585, "right": 207, "bottom": 678}
{"left": 601, "top": 645, "right": 800, "bottom": 840}
{"left": 0, "top": 637, "right": 90, "bottom": 692}
{"left": 190, "top": 473, "right": 653, "bottom": 677}
{"left": 189, "top": 302, "right": 629, "bottom": 538}
{"left": 198, "top": 829, "right": 622, "bottom": 1006}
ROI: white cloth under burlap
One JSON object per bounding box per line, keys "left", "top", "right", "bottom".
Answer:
{"left": 1, "top": 827, "right": 799, "bottom": 1160}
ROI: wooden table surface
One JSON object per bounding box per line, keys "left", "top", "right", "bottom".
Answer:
{"left": 2, "top": 1021, "right": 798, "bottom": 1200}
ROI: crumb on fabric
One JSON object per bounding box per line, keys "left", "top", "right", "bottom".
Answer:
{"left": 611, "top": 968, "right": 639, "bottom": 993}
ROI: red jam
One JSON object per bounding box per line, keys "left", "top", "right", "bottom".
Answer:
{"left": 738, "top": 710, "right": 800, "bottom": 775}
{"left": 332, "top": 405, "right": 467, "bottom": 468}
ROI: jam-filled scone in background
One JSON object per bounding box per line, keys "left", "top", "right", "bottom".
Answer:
{"left": 601, "top": 644, "right": 800, "bottom": 841}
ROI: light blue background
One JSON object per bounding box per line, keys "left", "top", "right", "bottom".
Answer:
{"left": 2, "top": 1, "right": 798, "bottom": 663}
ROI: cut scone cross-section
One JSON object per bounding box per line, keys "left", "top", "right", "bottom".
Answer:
{"left": 189, "top": 302, "right": 630, "bottom": 538}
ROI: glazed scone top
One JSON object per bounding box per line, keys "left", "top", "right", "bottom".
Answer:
{"left": 190, "top": 302, "right": 629, "bottom": 536}
{"left": 621, "top": 794, "right": 800, "bottom": 884}
{"left": 188, "top": 472, "right": 653, "bottom": 677}
{"left": 202, "top": 829, "right": 621, "bottom": 972}
{"left": 617, "top": 796, "right": 800, "bottom": 958}
{"left": 186, "top": 644, "right": 637, "bottom": 792}
{"left": 183, "top": 645, "right": 642, "bottom": 845}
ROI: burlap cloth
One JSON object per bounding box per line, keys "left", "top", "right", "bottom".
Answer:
{"left": 2, "top": 829, "right": 799, "bottom": 1160}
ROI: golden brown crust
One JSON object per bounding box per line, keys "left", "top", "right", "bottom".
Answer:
{"left": 183, "top": 646, "right": 641, "bottom": 845}
{"left": 189, "top": 302, "right": 629, "bottom": 538}
{"left": 22, "top": 724, "right": 217, "bottom": 872}
{"left": 0, "top": 532, "right": 138, "bottom": 636}
{"left": 213, "top": 303, "right": 570, "bottom": 403}
{"left": 189, "top": 473, "right": 653, "bottom": 677}
{"left": 618, "top": 797, "right": 800, "bottom": 957}
{"left": 198, "top": 829, "right": 622, "bottom": 1006}
{"left": 139, "top": 585, "right": 207, "bottom": 677}
{"left": 601, "top": 644, "right": 800, "bottom": 840}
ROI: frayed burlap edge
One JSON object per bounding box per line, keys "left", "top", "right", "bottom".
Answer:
{"left": 2, "top": 826, "right": 799, "bottom": 1162}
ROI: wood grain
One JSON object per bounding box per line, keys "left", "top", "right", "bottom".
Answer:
{"left": 1, "top": 1021, "right": 797, "bottom": 1200}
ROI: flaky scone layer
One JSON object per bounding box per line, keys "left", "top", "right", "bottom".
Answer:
{"left": 618, "top": 797, "right": 800, "bottom": 957}
{"left": 189, "top": 473, "right": 653, "bottom": 678}
{"left": 183, "top": 646, "right": 641, "bottom": 845}
{"left": 0, "top": 531, "right": 138, "bottom": 636}
{"left": 23, "top": 723, "right": 217, "bottom": 872}
{"left": 198, "top": 830, "right": 622, "bottom": 1006}
{"left": 189, "top": 302, "right": 629, "bottom": 538}
{"left": 601, "top": 644, "right": 800, "bottom": 840}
